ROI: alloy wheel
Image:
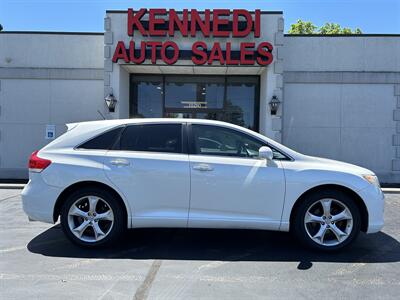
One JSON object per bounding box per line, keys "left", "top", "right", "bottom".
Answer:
{"left": 304, "top": 198, "right": 353, "bottom": 247}
{"left": 67, "top": 196, "right": 114, "bottom": 243}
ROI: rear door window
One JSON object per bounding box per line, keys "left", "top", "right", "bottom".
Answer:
{"left": 119, "top": 124, "right": 183, "bottom": 154}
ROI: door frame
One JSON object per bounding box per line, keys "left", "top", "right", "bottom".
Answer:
{"left": 185, "top": 122, "right": 287, "bottom": 230}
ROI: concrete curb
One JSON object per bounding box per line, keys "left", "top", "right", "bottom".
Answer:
{"left": 0, "top": 184, "right": 25, "bottom": 190}
{"left": 381, "top": 188, "right": 400, "bottom": 194}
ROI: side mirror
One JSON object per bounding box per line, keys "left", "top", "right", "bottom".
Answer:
{"left": 258, "top": 146, "right": 273, "bottom": 160}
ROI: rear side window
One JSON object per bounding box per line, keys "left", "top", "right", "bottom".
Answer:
{"left": 78, "top": 127, "right": 124, "bottom": 150}
{"left": 119, "top": 124, "right": 182, "bottom": 153}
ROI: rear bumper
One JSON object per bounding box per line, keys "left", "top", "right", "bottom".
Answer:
{"left": 358, "top": 184, "right": 385, "bottom": 234}
{"left": 21, "top": 173, "right": 62, "bottom": 224}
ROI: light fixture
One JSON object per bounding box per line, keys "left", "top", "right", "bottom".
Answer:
{"left": 104, "top": 94, "right": 117, "bottom": 113}
{"left": 269, "top": 95, "right": 280, "bottom": 115}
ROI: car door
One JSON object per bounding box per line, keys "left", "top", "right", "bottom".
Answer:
{"left": 188, "top": 124, "right": 286, "bottom": 230}
{"left": 104, "top": 123, "right": 190, "bottom": 228}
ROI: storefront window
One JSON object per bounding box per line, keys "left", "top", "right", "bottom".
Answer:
{"left": 130, "top": 75, "right": 259, "bottom": 131}
{"left": 226, "top": 77, "right": 258, "bottom": 130}
{"left": 165, "top": 76, "right": 225, "bottom": 109}
{"left": 130, "top": 75, "right": 163, "bottom": 118}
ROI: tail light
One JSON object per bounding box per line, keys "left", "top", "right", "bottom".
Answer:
{"left": 28, "top": 150, "right": 51, "bottom": 172}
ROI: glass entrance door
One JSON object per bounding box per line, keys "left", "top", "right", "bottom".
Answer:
{"left": 130, "top": 75, "right": 260, "bottom": 131}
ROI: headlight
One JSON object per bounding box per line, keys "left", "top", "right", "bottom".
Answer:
{"left": 362, "top": 174, "right": 381, "bottom": 188}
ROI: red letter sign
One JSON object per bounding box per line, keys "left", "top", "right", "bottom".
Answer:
{"left": 191, "top": 41, "right": 208, "bottom": 65}
{"left": 213, "top": 9, "right": 230, "bottom": 37}
{"left": 161, "top": 41, "right": 179, "bottom": 64}
{"left": 127, "top": 8, "right": 147, "bottom": 36}
{"left": 146, "top": 41, "right": 162, "bottom": 63}
{"left": 112, "top": 41, "right": 129, "bottom": 63}
{"left": 116, "top": 8, "right": 273, "bottom": 66}
{"left": 148, "top": 9, "right": 167, "bottom": 36}
{"left": 254, "top": 10, "right": 261, "bottom": 37}
{"left": 129, "top": 41, "right": 146, "bottom": 64}
{"left": 191, "top": 9, "right": 210, "bottom": 37}
{"left": 240, "top": 42, "right": 255, "bottom": 65}
{"left": 232, "top": 9, "right": 252, "bottom": 37}
{"left": 208, "top": 42, "right": 225, "bottom": 65}
{"left": 256, "top": 42, "right": 273, "bottom": 65}
{"left": 169, "top": 9, "right": 189, "bottom": 37}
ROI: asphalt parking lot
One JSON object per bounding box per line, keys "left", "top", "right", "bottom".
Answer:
{"left": 0, "top": 189, "right": 399, "bottom": 300}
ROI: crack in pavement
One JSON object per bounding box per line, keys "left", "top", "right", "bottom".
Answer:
{"left": 133, "top": 259, "right": 162, "bottom": 300}
{"left": 0, "top": 194, "right": 20, "bottom": 203}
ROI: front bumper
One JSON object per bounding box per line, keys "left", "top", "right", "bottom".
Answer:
{"left": 358, "top": 184, "right": 385, "bottom": 233}
{"left": 21, "top": 173, "right": 62, "bottom": 224}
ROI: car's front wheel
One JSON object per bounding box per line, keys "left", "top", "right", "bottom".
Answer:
{"left": 292, "top": 190, "right": 361, "bottom": 251}
{"left": 60, "top": 187, "right": 125, "bottom": 247}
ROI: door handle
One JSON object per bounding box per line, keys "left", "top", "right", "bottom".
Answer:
{"left": 110, "top": 158, "right": 130, "bottom": 167}
{"left": 192, "top": 163, "right": 213, "bottom": 171}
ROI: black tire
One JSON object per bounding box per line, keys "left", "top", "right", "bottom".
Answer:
{"left": 292, "top": 189, "right": 361, "bottom": 251}
{"left": 60, "top": 187, "right": 125, "bottom": 247}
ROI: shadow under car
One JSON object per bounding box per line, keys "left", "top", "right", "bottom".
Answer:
{"left": 27, "top": 225, "right": 400, "bottom": 270}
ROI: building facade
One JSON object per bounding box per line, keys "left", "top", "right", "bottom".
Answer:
{"left": 0, "top": 9, "right": 399, "bottom": 183}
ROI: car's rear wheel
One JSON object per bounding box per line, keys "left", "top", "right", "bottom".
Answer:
{"left": 60, "top": 187, "right": 125, "bottom": 247}
{"left": 292, "top": 190, "right": 361, "bottom": 251}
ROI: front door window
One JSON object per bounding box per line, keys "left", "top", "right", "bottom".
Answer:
{"left": 191, "top": 124, "right": 263, "bottom": 158}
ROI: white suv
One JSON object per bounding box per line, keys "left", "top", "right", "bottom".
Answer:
{"left": 22, "top": 119, "right": 384, "bottom": 251}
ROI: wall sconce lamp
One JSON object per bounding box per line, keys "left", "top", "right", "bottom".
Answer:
{"left": 104, "top": 94, "right": 117, "bottom": 113}
{"left": 269, "top": 95, "right": 281, "bottom": 116}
